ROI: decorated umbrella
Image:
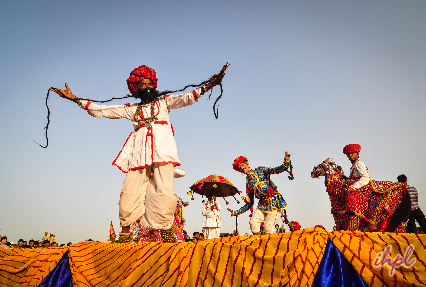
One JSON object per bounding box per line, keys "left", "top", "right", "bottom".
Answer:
{"left": 190, "top": 174, "right": 239, "bottom": 198}
{"left": 189, "top": 174, "right": 241, "bottom": 232}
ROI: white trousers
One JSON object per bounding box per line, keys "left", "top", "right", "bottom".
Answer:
{"left": 118, "top": 163, "right": 176, "bottom": 230}
{"left": 249, "top": 208, "right": 283, "bottom": 234}
{"left": 204, "top": 228, "right": 221, "bottom": 239}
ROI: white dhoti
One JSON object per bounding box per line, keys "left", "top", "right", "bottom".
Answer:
{"left": 249, "top": 208, "right": 283, "bottom": 234}
{"left": 119, "top": 163, "right": 176, "bottom": 230}
{"left": 204, "top": 228, "right": 221, "bottom": 240}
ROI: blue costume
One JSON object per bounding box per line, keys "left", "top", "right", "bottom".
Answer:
{"left": 233, "top": 162, "right": 290, "bottom": 216}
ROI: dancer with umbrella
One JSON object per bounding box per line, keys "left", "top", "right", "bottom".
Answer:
{"left": 190, "top": 174, "right": 240, "bottom": 235}
{"left": 202, "top": 191, "right": 222, "bottom": 239}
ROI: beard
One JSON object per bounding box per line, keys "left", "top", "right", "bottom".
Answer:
{"left": 134, "top": 88, "right": 160, "bottom": 103}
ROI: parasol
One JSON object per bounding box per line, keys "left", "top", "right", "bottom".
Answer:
{"left": 190, "top": 174, "right": 241, "bottom": 233}
{"left": 190, "top": 174, "right": 239, "bottom": 197}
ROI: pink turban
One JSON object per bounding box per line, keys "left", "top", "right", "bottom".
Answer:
{"left": 126, "top": 65, "right": 158, "bottom": 95}
{"left": 343, "top": 144, "right": 361, "bottom": 154}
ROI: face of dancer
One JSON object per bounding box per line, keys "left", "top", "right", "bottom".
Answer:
{"left": 135, "top": 79, "right": 158, "bottom": 102}
{"left": 138, "top": 79, "right": 153, "bottom": 90}
{"left": 346, "top": 152, "right": 359, "bottom": 163}
{"left": 239, "top": 160, "right": 250, "bottom": 174}
{"left": 206, "top": 193, "right": 216, "bottom": 201}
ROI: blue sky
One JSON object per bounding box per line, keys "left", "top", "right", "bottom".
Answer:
{"left": 1, "top": 1, "right": 425, "bottom": 244}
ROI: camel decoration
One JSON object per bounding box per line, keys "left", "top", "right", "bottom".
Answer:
{"left": 311, "top": 158, "right": 411, "bottom": 232}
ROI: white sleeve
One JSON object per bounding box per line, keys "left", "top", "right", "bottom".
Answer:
{"left": 215, "top": 199, "right": 222, "bottom": 211}
{"left": 202, "top": 203, "right": 208, "bottom": 216}
{"left": 164, "top": 88, "right": 203, "bottom": 109}
{"left": 350, "top": 161, "right": 370, "bottom": 190}
{"left": 79, "top": 100, "right": 134, "bottom": 120}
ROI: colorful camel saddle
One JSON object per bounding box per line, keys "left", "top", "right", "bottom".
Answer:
{"left": 362, "top": 179, "right": 406, "bottom": 231}
{"left": 368, "top": 179, "right": 405, "bottom": 194}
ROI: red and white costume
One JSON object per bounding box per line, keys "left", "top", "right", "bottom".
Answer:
{"left": 348, "top": 160, "right": 370, "bottom": 190}
{"left": 202, "top": 199, "right": 222, "bottom": 239}
{"left": 344, "top": 147, "right": 372, "bottom": 231}
{"left": 79, "top": 89, "right": 202, "bottom": 171}
{"left": 78, "top": 88, "right": 203, "bottom": 230}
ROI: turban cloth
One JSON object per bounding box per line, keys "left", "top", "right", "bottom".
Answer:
{"left": 126, "top": 65, "right": 158, "bottom": 95}
{"left": 343, "top": 144, "right": 361, "bottom": 154}
{"left": 233, "top": 156, "right": 247, "bottom": 171}
{"left": 290, "top": 221, "right": 301, "bottom": 230}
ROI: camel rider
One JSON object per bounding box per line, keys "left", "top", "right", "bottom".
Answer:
{"left": 343, "top": 143, "right": 371, "bottom": 231}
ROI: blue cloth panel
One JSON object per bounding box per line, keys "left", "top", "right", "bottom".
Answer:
{"left": 38, "top": 251, "right": 72, "bottom": 287}
{"left": 314, "top": 239, "right": 367, "bottom": 287}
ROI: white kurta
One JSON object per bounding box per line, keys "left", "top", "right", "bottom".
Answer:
{"left": 202, "top": 199, "right": 222, "bottom": 228}
{"left": 78, "top": 89, "right": 202, "bottom": 229}
{"left": 349, "top": 160, "right": 370, "bottom": 190}
{"left": 79, "top": 88, "right": 202, "bottom": 172}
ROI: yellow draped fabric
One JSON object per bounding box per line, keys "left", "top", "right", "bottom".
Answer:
{"left": 329, "top": 231, "right": 426, "bottom": 287}
{"left": 0, "top": 228, "right": 425, "bottom": 286}
{"left": 0, "top": 247, "right": 67, "bottom": 286}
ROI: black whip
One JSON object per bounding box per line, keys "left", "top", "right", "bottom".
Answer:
{"left": 36, "top": 63, "right": 229, "bottom": 148}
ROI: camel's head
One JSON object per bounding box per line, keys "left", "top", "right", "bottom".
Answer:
{"left": 311, "top": 158, "right": 335, "bottom": 178}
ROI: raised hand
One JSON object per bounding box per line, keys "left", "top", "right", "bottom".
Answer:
{"left": 284, "top": 151, "right": 291, "bottom": 162}
{"left": 49, "top": 83, "right": 78, "bottom": 101}
{"left": 203, "top": 62, "right": 229, "bottom": 94}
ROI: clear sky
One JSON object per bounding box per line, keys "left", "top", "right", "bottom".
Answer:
{"left": 1, "top": 1, "right": 425, "bottom": 244}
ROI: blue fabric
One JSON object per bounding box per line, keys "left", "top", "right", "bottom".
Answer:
{"left": 38, "top": 251, "right": 72, "bottom": 287}
{"left": 314, "top": 239, "right": 367, "bottom": 287}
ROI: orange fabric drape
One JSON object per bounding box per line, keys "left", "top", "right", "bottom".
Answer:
{"left": 1, "top": 229, "right": 425, "bottom": 286}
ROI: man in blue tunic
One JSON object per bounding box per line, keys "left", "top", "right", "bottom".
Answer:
{"left": 227, "top": 152, "right": 291, "bottom": 235}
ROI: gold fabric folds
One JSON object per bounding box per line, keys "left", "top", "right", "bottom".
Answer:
{"left": 1, "top": 228, "right": 425, "bottom": 286}
{"left": 0, "top": 248, "right": 67, "bottom": 286}
{"left": 329, "top": 231, "right": 426, "bottom": 287}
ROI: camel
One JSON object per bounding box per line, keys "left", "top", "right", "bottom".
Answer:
{"left": 311, "top": 158, "right": 410, "bottom": 232}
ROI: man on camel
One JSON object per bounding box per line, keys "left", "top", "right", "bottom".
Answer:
{"left": 227, "top": 152, "right": 292, "bottom": 235}
{"left": 50, "top": 65, "right": 224, "bottom": 242}
{"left": 343, "top": 143, "right": 371, "bottom": 231}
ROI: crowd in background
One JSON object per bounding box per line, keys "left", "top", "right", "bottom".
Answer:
{"left": 0, "top": 233, "right": 73, "bottom": 249}
{"left": 2, "top": 218, "right": 424, "bottom": 248}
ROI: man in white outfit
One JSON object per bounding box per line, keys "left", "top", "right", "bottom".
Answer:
{"left": 50, "top": 65, "right": 224, "bottom": 242}
{"left": 202, "top": 192, "right": 222, "bottom": 239}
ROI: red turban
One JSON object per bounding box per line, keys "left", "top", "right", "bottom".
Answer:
{"left": 343, "top": 144, "right": 361, "bottom": 154}
{"left": 290, "top": 221, "right": 301, "bottom": 231}
{"left": 126, "top": 65, "right": 158, "bottom": 95}
{"left": 233, "top": 156, "right": 247, "bottom": 171}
